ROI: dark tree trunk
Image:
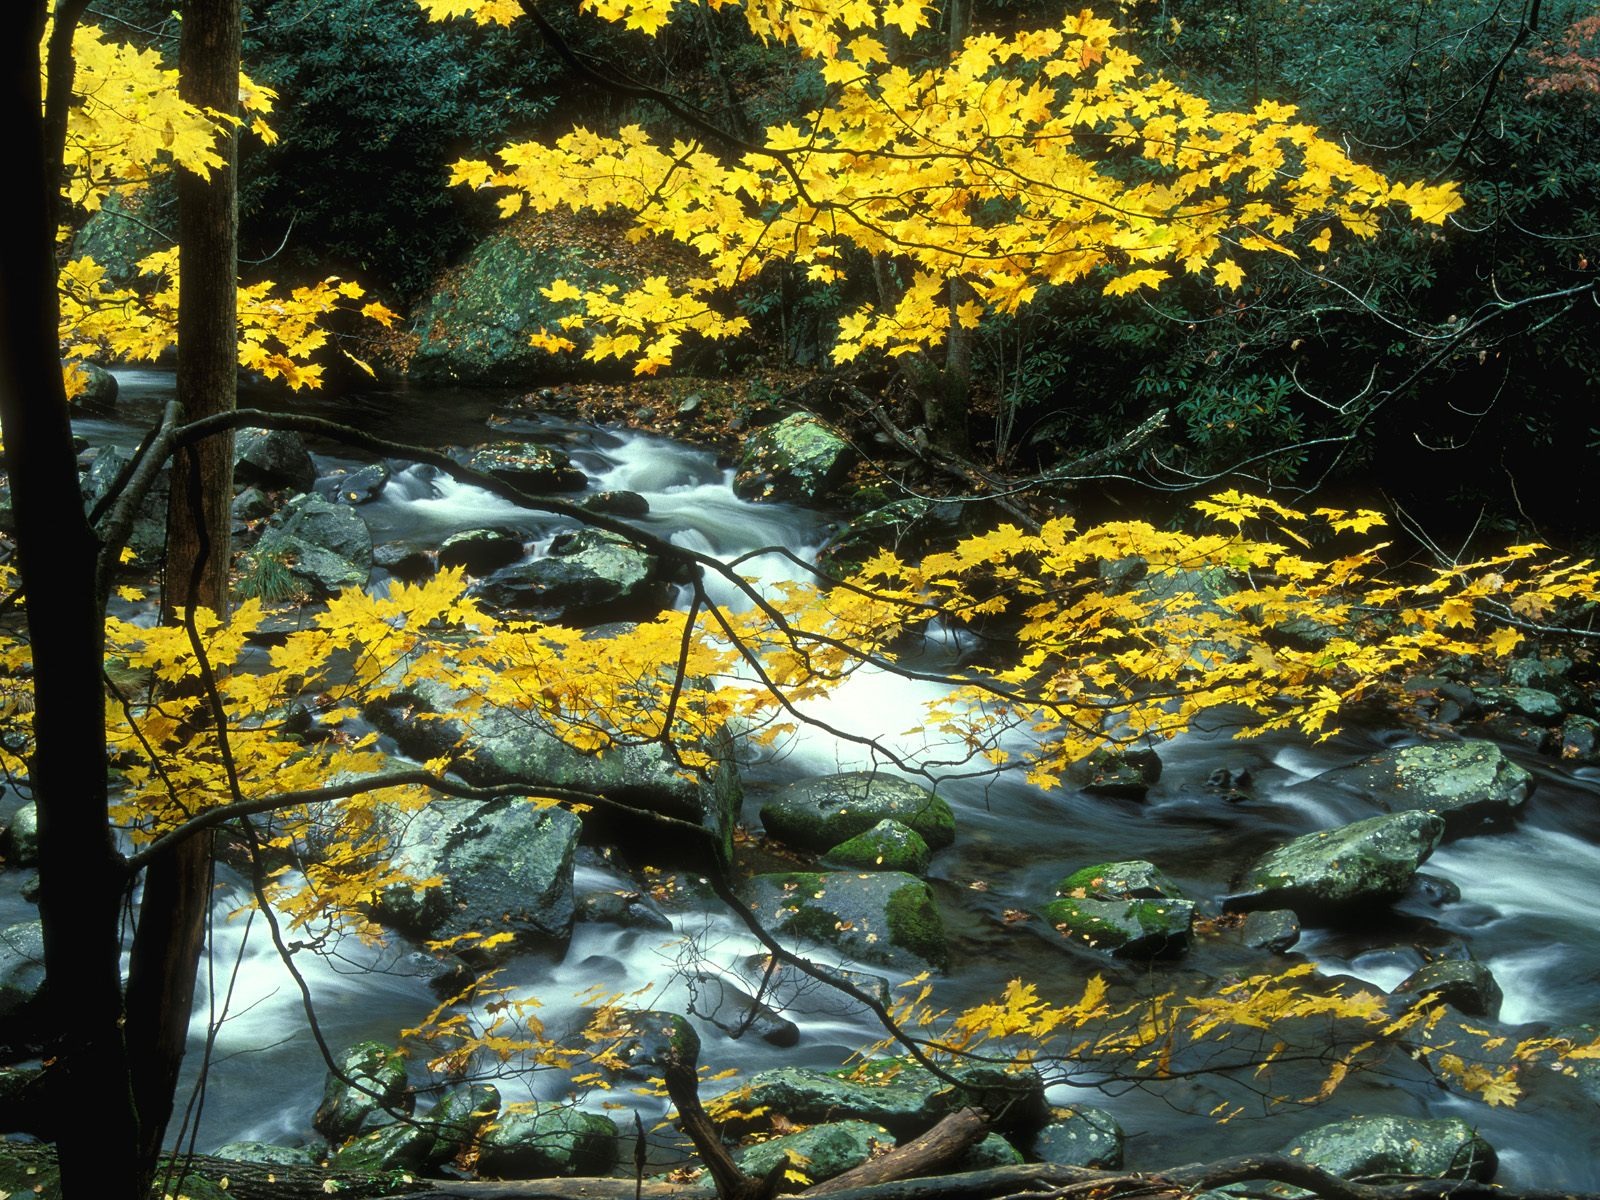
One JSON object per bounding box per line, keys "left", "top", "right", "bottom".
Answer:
{"left": 126, "top": 0, "right": 242, "bottom": 1167}
{"left": 0, "top": 5, "right": 143, "bottom": 1198}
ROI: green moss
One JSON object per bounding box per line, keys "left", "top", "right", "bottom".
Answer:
{"left": 884, "top": 882, "right": 949, "bottom": 970}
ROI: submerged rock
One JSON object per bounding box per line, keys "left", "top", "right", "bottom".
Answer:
{"left": 761, "top": 773, "right": 955, "bottom": 853}
{"left": 1228, "top": 811, "right": 1445, "bottom": 914}
{"left": 741, "top": 871, "right": 949, "bottom": 973}
{"left": 1322, "top": 740, "right": 1531, "bottom": 833}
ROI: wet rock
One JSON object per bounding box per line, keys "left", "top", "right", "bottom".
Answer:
{"left": 421, "top": 1083, "right": 500, "bottom": 1167}
{"left": 325, "top": 462, "right": 391, "bottom": 506}
{"left": 231, "top": 486, "right": 276, "bottom": 525}
{"left": 1228, "top": 811, "right": 1445, "bottom": 914}
{"left": 329, "top": 1121, "right": 433, "bottom": 1171}
{"left": 68, "top": 361, "right": 118, "bottom": 412}
{"left": 212, "top": 1142, "right": 321, "bottom": 1166}
{"left": 1477, "top": 686, "right": 1565, "bottom": 724}
{"left": 599, "top": 1010, "right": 701, "bottom": 1078}
{"left": 2, "top": 802, "right": 38, "bottom": 867}
{"left": 734, "top": 413, "right": 854, "bottom": 504}
{"left": 255, "top": 493, "right": 373, "bottom": 596}
{"left": 460, "top": 442, "right": 587, "bottom": 493}
{"left": 477, "top": 527, "right": 669, "bottom": 625}
{"left": 235, "top": 427, "right": 317, "bottom": 493}
{"left": 365, "top": 681, "right": 742, "bottom": 868}
{"left": 689, "top": 973, "right": 800, "bottom": 1046}
{"left": 0, "top": 922, "right": 48, "bottom": 1055}
{"left": 1239, "top": 908, "right": 1301, "bottom": 953}
{"left": 720, "top": 1061, "right": 1046, "bottom": 1138}
{"left": 1030, "top": 1106, "right": 1123, "bottom": 1169}
{"left": 476, "top": 1105, "right": 619, "bottom": 1178}
{"left": 736, "top": 1120, "right": 892, "bottom": 1185}
{"left": 582, "top": 490, "right": 650, "bottom": 517}
{"left": 1322, "top": 740, "right": 1531, "bottom": 834}
{"left": 958, "top": 1134, "right": 1025, "bottom": 1170}
{"left": 370, "top": 799, "right": 580, "bottom": 965}
{"left": 1392, "top": 958, "right": 1503, "bottom": 1019}
{"left": 1042, "top": 860, "right": 1194, "bottom": 957}
{"left": 576, "top": 887, "right": 673, "bottom": 931}
{"left": 1077, "top": 748, "right": 1162, "bottom": 799}
{"left": 761, "top": 773, "right": 955, "bottom": 853}
{"left": 1560, "top": 715, "right": 1600, "bottom": 762}
{"left": 1281, "top": 1114, "right": 1496, "bottom": 1184}
{"left": 312, "top": 1041, "right": 409, "bottom": 1143}
{"left": 821, "top": 818, "right": 932, "bottom": 875}
{"left": 1408, "top": 873, "right": 1462, "bottom": 908}
{"left": 438, "top": 526, "right": 525, "bottom": 575}
{"left": 741, "top": 871, "right": 949, "bottom": 973}
{"left": 81, "top": 444, "right": 166, "bottom": 564}
{"left": 373, "top": 543, "right": 435, "bottom": 582}
{"left": 391, "top": 950, "right": 476, "bottom": 1000}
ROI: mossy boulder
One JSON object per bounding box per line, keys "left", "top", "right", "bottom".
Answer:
{"left": 255, "top": 493, "right": 373, "bottom": 596}
{"left": 734, "top": 413, "right": 854, "bottom": 504}
{"left": 1281, "top": 1114, "right": 1496, "bottom": 1184}
{"left": 958, "top": 1134, "right": 1025, "bottom": 1170}
{"left": 761, "top": 773, "right": 955, "bottom": 854}
{"left": 477, "top": 527, "right": 669, "bottom": 625}
{"left": 312, "top": 1041, "right": 409, "bottom": 1143}
{"left": 1392, "top": 958, "right": 1503, "bottom": 1019}
{"left": 212, "top": 1141, "right": 320, "bottom": 1166}
{"left": 476, "top": 1105, "right": 619, "bottom": 1178}
{"left": 421, "top": 1083, "right": 501, "bottom": 1167}
{"left": 1030, "top": 1106, "right": 1123, "bottom": 1169}
{"left": 735, "top": 1120, "right": 892, "bottom": 1186}
{"left": 1042, "top": 860, "right": 1194, "bottom": 957}
{"left": 1227, "top": 811, "right": 1445, "bottom": 914}
{"left": 328, "top": 1121, "right": 433, "bottom": 1171}
{"left": 1322, "top": 740, "right": 1531, "bottom": 834}
{"left": 1076, "top": 748, "right": 1162, "bottom": 800}
{"left": 458, "top": 442, "right": 587, "bottom": 493}
{"left": 741, "top": 871, "right": 949, "bottom": 972}
{"left": 822, "top": 818, "right": 933, "bottom": 875}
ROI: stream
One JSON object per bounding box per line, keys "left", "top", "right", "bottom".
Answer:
{"left": 46, "top": 371, "right": 1600, "bottom": 1185}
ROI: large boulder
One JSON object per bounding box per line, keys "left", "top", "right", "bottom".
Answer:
{"left": 741, "top": 871, "right": 949, "bottom": 973}
{"left": 312, "top": 1041, "right": 409, "bottom": 1143}
{"left": 476, "top": 527, "right": 670, "bottom": 624}
{"left": 1391, "top": 958, "right": 1503, "bottom": 1020}
{"left": 476, "top": 1104, "right": 619, "bottom": 1178}
{"left": 736, "top": 1121, "right": 892, "bottom": 1186}
{"left": 1321, "top": 741, "right": 1532, "bottom": 833}
{"left": 821, "top": 819, "right": 932, "bottom": 875}
{"left": 719, "top": 1061, "right": 1046, "bottom": 1138}
{"left": 458, "top": 443, "right": 587, "bottom": 493}
{"left": 254, "top": 492, "right": 373, "bottom": 596}
{"left": 421, "top": 1083, "right": 501, "bottom": 1168}
{"left": 439, "top": 526, "right": 526, "bottom": 575}
{"left": 329, "top": 1121, "right": 434, "bottom": 1172}
{"left": 370, "top": 799, "right": 580, "bottom": 964}
{"left": 365, "top": 678, "right": 742, "bottom": 868}
{"left": 760, "top": 773, "right": 955, "bottom": 854}
{"left": 234, "top": 428, "right": 318, "bottom": 493}
{"left": 67, "top": 361, "right": 119, "bottom": 412}
{"left": 1041, "top": 860, "right": 1194, "bottom": 957}
{"left": 0, "top": 922, "right": 48, "bottom": 1056}
{"left": 1227, "top": 811, "right": 1445, "bottom": 914}
{"left": 1280, "top": 1114, "right": 1496, "bottom": 1184}
{"left": 1030, "top": 1106, "right": 1123, "bottom": 1169}
{"left": 734, "top": 413, "right": 854, "bottom": 504}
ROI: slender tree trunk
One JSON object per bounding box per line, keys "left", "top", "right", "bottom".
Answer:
{"left": 0, "top": 6, "right": 143, "bottom": 1198}
{"left": 125, "top": 0, "right": 241, "bottom": 1167}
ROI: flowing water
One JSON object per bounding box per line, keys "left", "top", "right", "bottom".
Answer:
{"left": 52, "top": 373, "right": 1600, "bottom": 1182}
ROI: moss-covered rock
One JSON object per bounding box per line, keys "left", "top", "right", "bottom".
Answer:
{"left": 328, "top": 1121, "right": 433, "bottom": 1172}
{"left": 1281, "top": 1114, "right": 1496, "bottom": 1184}
{"left": 255, "top": 492, "right": 373, "bottom": 597}
{"left": 821, "top": 819, "right": 932, "bottom": 875}
{"left": 734, "top": 413, "right": 854, "bottom": 504}
{"left": 476, "top": 1104, "right": 619, "bottom": 1178}
{"left": 459, "top": 442, "right": 587, "bottom": 493}
{"left": 1322, "top": 740, "right": 1531, "bottom": 834}
{"left": 312, "top": 1041, "right": 409, "bottom": 1143}
{"left": 1228, "top": 811, "right": 1445, "bottom": 914}
{"left": 1043, "top": 860, "right": 1194, "bottom": 956}
{"left": 211, "top": 1141, "right": 321, "bottom": 1166}
{"left": 421, "top": 1083, "right": 501, "bottom": 1167}
{"left": 1392, "top": 958, "right": 1503, "bottom": 1019}
{"left": 742, "top": 871, "right": 949, "bottom": 972}
{"left": 735, "top": 1120, "right": 892, "bottom": 1186}
{"left": 761, "top": 773, "right": 955, "bottom": 853}
{"left": 957, "top": 1134, "right": 1025, "bottom": 1170}
{"left": 1030, "top": 1106, "right": 1123, "bottom": 1169}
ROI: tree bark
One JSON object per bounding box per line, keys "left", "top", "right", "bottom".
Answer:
{"left": 125, "top": 0, "right": 240, "bottom": 1167}
{"left": 0, "top": 6, "right": 142, "bottom": 1199}
{"left": 803, "top": 1110, "right": 985, "bottom": 1197}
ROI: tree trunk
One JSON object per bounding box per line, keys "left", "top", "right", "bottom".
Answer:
{"left": 126, "top": 0, "right": 241, "bottom": 1167}
{"left": 0, "top": 6, "right": 143, "bottom": 1198}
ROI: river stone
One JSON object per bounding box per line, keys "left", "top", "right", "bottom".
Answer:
{"left": 477, "top": 527, "right": 668, "bottom": 624}
{"left": 1043, "top": 860, "right": 1194, "bottom": 957}
{"left": 1561, "top": 715, "right": 1600, "bottom": 762}
{"left": 439, "top": 526, "right": 526, "bottom": 575}
{"left": 1477, "top": 685, "right": 1565, "bottom": 723}
{"left": 329, "top": 1120, "right": 433, "bottom": 1171}
{"left": 599, "top": 1010, "right": 701, "bottom": 1079}
{"left": 720, "top": 1061, "right": 1046, "bottom": 1137}
{"left": 460, "top": 443, "right": 587, "bottom": 493}
{"left": 958, "top": 1133, "right": 1025, "bottom": 1170}
{"left": 234, "top": 427, "right": 317, "bottom": 493}
{"left": 68, "top": 360, "right": 118, "bottom": 412}
{"left": 821, "top": 819, "right": 932, "bottom": 875}
{"left": 688, "top": 973, "right": 799, "bottom": 1047}
{"left": 313, "top": 1041, "right": 409, "bottom": 1143}
{"left": 476, "top": 1105, "right": 619, "bottom": 1178}
{"left": 1228, "top": 811, "right": 1445, "bottom": 914}
{"left": 1030, "top": 1106, "right": 1123, "bottom": 1169}
{"left": 212, "top": 1141, "right": 321, "bottom": 1166}
{"left": 1281, "top": 1114, "right": 1496, "bottom": 1184}
{"left": 372, "top": 799, "right": 579, "bottom": 964}
{"left": 736, "top": 1120, "right": 892, "bottom": 1184}
{"left": 1322, "top": 741, "right": 1531, "bottom": 833}
{"left": 741, "top": 871, "right": 949, "bottom": 973}
{"left": 0, "top": 922, "right": 48, "bottom": 1054}
{"left": 364, "top": 679, "right": 742, "bottom": 868}
{"left": 1077, "top": 748, "right": 1162, "bottom": 799}
{"left": 422, "top": 1083, "right": 501, "bottom": 1167}
{"left": 1239, "top": 909, "right": 1301, "bottom": 953}
{"left": 326, "top": 461, "right": 391, "bottom": 506}
{"left": 1392, "top": 958, "right": 1503, "bottom": 1019}
{"left": 81, "top": 444, "right": 167, "bottom": 564}
{"left": 815, "top": 498, "right": 966, "bottom": 577}
{"left": 255, "top": 492, "right": 373, "bottom": 596}
{"left": 576, "top": 885, "right": 673, "bottom": 931}
{"left": 231, "top": 486, "right": 275, "bottom": 524}
{"left": 733, "top": 413, "right": 854, "bottom": 504}
{"left": 2, "top": 802, "right": 38, "bottom": 867}
{"left": 761, "top": 773, "right": 955, "bottom": 853}
{"left": 582, "top": 489, "right": 650, "bottom": 517}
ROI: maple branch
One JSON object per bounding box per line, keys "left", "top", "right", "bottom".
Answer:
{"left": 1435, "top": 0, "right": 1543, "bottom": 180}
